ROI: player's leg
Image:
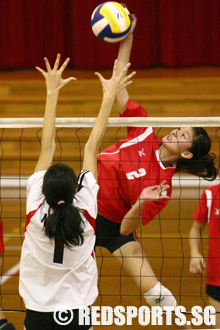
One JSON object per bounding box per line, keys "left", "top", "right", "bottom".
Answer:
{"left": 113, "top": 242, "right": 192, "bottom": 328}
{"left": 113, "top": 240, "right": 157, "bottom": 292}
{"left": 96, "top": 214, "right": 176, "bottom": 307}
{"left": 113, "top": 240, "right": 177, "bottom": 307}
{"left": 208, "top": 297, "right": 220, "bottom": 329}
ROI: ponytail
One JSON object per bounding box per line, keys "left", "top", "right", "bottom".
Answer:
{"left": 43, "top": 203, "right": 84, "bottom": 247}
{"left": 176, "top": 153, "right": 217, "bottom": 181}
{"left": 42, "top": 164, "right": 84, "bottom": 247}
{"left": 176, "top": 127, "right": 218, "bottom": 181}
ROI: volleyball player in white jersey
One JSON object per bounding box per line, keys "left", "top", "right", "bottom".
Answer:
{"left": 19, "top": 54, "right": 136, "bottom": 329}
{"left": 95, "top": 15, "right": 218, "bottom": 312}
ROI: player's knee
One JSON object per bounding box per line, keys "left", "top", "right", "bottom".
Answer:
{"left": 144, "top": 282, "right": 177, "bottom": 309}
{"left": 128, "top": 243, "right": 143, "bottom": 258}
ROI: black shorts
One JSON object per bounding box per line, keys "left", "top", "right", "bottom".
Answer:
{"left": 95, "top": 213, "right": 138, "bottom": 254}
{"left": 24, "top": 307, "right": 92, "bottom": 330}
{"left": 206, "top": 284, "right": 220, "bottom": 302}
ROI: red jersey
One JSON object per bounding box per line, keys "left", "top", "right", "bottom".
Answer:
{"left": 193, "top": 184, "right": 220, "bottom": 286}
{"left": 97, "top": 99, "right": 176, "bottom": 225}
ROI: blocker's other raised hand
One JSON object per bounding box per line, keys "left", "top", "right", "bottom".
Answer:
{"left": 36, "top": 54, "right": 76, "bottom": 94}
{"left": 95, "top": 59, "right": 136, "bottom": 97}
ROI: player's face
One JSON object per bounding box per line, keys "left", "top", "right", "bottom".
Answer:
{"left": 162, "top": 127, "right": 194, "bottom": 159}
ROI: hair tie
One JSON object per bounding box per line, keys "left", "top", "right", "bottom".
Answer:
{"left": 58, "top": 200, "right": 65, "bottom": 205}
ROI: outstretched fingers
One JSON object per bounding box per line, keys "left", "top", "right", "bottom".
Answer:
{"left": 35, "top": 66, "right": 46, "bottom": 77}
{"left": 95, "top": 61, "right": 135, "bottom": 96}
{"left": 111, "top": 59, "right": 119, "bottom": 78}
{"left": 58, "top": 57, "right": 70, "bottom": 75}
{"left": 53, "top": 53, "right": 61, "bottom": 71}
{"left": 120, "top": 69, "right": 136, "bottom": 88}
{"left": 61, "top": 77, "right": 77, "bottom": 88}
{"left": 94, "top": 72, "right": 104, "bottom": 83}
{"left": 116, "top": 62, "right": 131, "bottom": 80}
{"left": 41, "top": 54, "right": 71, "bottom": 75}
{"left": 44, "top": 57, "right": 51, "bottom": 72}
{"left": 112, "top": 60, "right": 130, "bottom": 79}
{"left": 64, "top": 77, "right": 77, "bottom": 83}
{"left": 36, "top": 54, "right": 76, "bottom": 92}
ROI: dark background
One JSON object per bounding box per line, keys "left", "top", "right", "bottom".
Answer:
{"left": 1, "top": 0, "right": 220, "bottom": 69}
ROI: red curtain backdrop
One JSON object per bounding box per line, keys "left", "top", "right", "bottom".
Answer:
{"left": 0, "top": 0, "right": 220, "bottom": 69}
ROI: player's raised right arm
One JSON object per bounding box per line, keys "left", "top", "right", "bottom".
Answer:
{"left": 83, "top": 60, "right": 136, "bottom": 179}
{"left": 116, "top": 14, "right": 137, "bottom": 114}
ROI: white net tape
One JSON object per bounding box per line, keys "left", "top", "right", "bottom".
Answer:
{"left": 0, "top": 117, "right": 219, "bottom": 188}
{"left": 0, "top": 116, "right": 220, "bottom": 128}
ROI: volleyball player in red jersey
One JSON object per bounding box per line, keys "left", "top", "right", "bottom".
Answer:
{"left": 95, "top": 16, "right": 218, "bottom": 308}
{"left": 189, "top": 183, "right": 220, "bottom": 328}
{"left": 19, "top": 55, "right": 137, "bottom": 330}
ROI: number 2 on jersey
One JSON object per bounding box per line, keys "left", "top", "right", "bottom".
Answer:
{"left": 126, "top": 168, "right": 147, "bottom": 180}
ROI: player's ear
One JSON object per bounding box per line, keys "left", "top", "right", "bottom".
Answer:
{"left": 180, "top": 150, "right": 193, "bottom": 159}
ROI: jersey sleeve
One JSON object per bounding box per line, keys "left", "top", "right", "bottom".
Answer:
{"left": 121, "top": 99, "right": 149, "bottom": 138}
{"left": 26, "top": 171, "right": 46, "bottom": 215}
{"left": 74, "top": 170, "right": 99, "bottom": 220}
{"left": 193, "top": 189, "right": 208, "bottom": 223}
{"left": 141, "top": 198, "right": 170, "bottom": 226}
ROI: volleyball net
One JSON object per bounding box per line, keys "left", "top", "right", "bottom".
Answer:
{"left": 0, "top": 116, "right": 219, "bottom": 316}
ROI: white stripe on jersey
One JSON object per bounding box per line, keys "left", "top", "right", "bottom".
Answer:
{"left": 155, "top": 150, "right": 176, "bottom": 170}
{"left": 206, "top": 189, "right": 212, "bottom": 223}
{"left": 100, "top": 127, "right": 153, "bottom": 155}
{"left": 77, "top": 169, "right": 89, "bottom": 192}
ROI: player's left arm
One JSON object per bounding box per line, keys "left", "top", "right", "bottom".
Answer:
{"left": 34, "top": 54, "right": 76, "bottom": 173}
{"left": 189, "top": 220, "right": 206, "bottom": 274}
{"left": 120, "top": 182, "right": 169, "bottom": 235}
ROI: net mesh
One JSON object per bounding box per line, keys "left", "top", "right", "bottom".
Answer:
{"left": 0, "top": 118, "right": 219, "bottom": 322}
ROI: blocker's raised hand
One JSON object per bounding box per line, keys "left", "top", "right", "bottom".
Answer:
{"left": 95, "top": 59, "right": 136, "bottom": 97}
{"left": 36, "top": 53, "right": 76, "bottom": 94}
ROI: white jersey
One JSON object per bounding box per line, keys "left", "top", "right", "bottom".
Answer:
{"left": 19, "top": 169, "right": 99, "bottom": 312}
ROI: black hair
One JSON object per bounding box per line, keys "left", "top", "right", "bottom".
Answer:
{"left": 42, "top": 164, "right": 84, "bottom": 247}
{"left": 176, "top": 127, "right": 218, "bottom": 181}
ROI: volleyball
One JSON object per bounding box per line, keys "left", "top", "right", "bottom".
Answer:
{"left": 91, "top": 2, "right": 132, "bottom": 43}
